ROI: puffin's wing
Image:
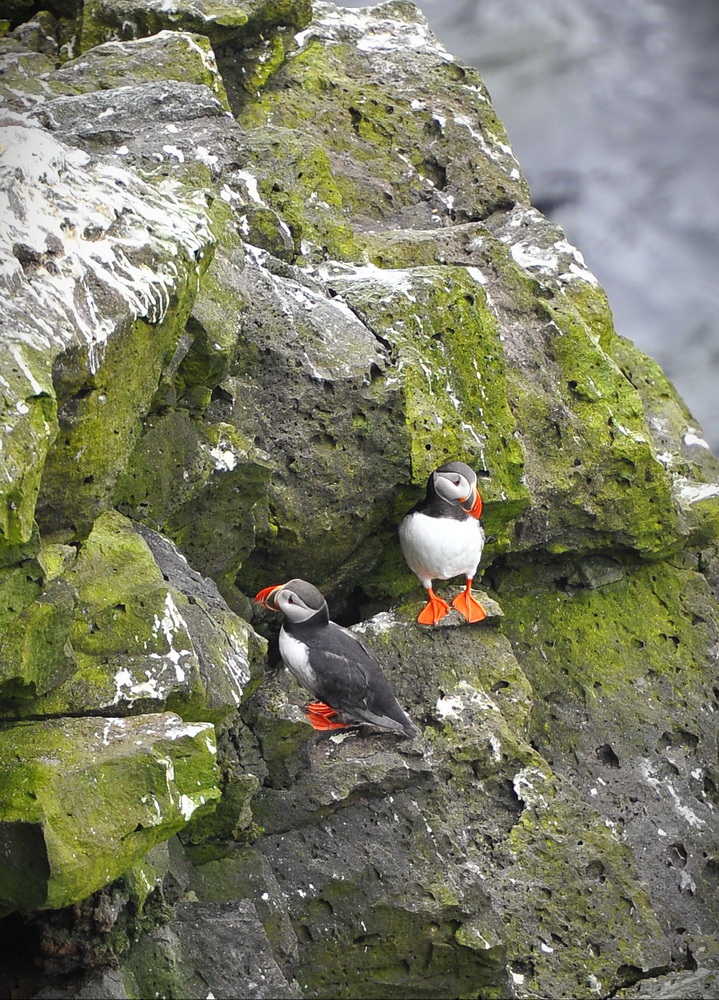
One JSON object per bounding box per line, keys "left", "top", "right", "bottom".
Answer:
{"left": 305, "top": 624, "right": 415, "bottom": 735}
{"left": 336, "top": 624, "right": 376, "bottom": 660}
{"left": 304, "top": 623, "right": 382, "bottom": 700}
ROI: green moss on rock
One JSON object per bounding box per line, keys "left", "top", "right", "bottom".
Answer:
{"left": 329, "top": 266, "right": 525, "bottom": 499}
{"left": 497, "top": 561, "right": 718, "bottom": 713}
{"left": 0, "top": 712, "right": 220, "bottom": 913}
{"left": 235, "top": 9, "right": 527, "bottom": 254}
{"left": 504, "top": 780, "right": 667, "bottom": 998}
{"left": 79, "top": 0, "right": 311, "bottom": 52}
{"left": 0, "top": 46, "right": 56, "bottom": 97}
{"left": 10, "top": 10, "right": 60, "bottom": 56}
{"left": 324, "top": 263, "right": 529, "bottom": 593}
{"left": 36, "top": 276, "right": 200, "bottom": 542}
{"left": 0, "top": 538, "right": 45, "bottom": 631}
{"left": 0, "top": 354, "right": 56, "bottom": 550}
{"left": 531, "top": 286, "right": 677, "bottom": 555}
{"left": 1, "top": 511, "right": 257, "bottom": 724}
{"left": 117, "top": 413, "right": 273, "bottom": 610}
{"left": 297, "top": 897, "right": 505, "bottom": 1000}
{"left": 115, "top": 199, "right": 274, "bottom": 610}
{"left": 0, "top": 576, "right": 77, "bottom": 707}
{"left": 50, "top": 30, "right": 232, "bottom": 110}
{"left": 233, "top": 126, "right": 365, "bottom": 261}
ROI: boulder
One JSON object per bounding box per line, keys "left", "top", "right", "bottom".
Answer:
{"left": 0, "top": 713, "right": 219, "bottom": 913}
{"left": 75, "top": 0, "right": 311, "bottom": 49}
{"left": 49, "top": 30, "right": 232, "bottom": 109}
{"left": 0, "top": 510, "right": 262, "bottom": 724}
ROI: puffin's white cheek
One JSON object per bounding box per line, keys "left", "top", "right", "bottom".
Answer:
{"left": 277, "top": 593, "right": 316, "bottom": 622}
{"left": 435, "top": 474, "right": 471, "bottom": 502}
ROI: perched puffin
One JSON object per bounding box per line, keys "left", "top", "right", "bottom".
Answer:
{"left": 254, "top": 578, "right": 419, "bottom": 737}
{"left": 399, "top": 461, "right": 486, "bottom": 626}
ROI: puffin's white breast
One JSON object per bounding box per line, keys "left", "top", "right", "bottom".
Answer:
{"left": 399, "top": 512, "right": 484, "bottom": 586}
{"left": 279, "top": 628, "right": 317, "bottom": 691}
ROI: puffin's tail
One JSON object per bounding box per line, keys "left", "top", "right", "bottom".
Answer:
{"left": 399, "top": 716, "right": 421, "bottom": 739}
{"left": 352, "top": 705, "right": 420, "bottom": 739}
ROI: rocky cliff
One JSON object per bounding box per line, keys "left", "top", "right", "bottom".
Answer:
{"left": 1, "top": 2, "right": 719, "bottom": 998}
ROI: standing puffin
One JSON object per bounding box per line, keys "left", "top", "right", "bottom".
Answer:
{"left": 399, "top": 461, "right": 486, "bottom": 626}
{"left": 254, "top": 579, "right": 419, "bottom": 737}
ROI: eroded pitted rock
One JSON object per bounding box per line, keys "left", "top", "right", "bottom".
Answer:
{"left": 496, "top": 559, "right": 719, "bottom": 963}
{"left": 229, "top": 601, "right": 670, "bottom": 1000}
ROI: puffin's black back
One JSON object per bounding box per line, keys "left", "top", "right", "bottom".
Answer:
{"left": 285, "top": 615, "right": 417, "bottom": 735}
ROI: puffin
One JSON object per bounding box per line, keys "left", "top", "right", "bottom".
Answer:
{"left": 254, "top": 578, "right": 420, "bottom": 737}
{"left": 399, "top": 461, "right": 486, "bottom": 626}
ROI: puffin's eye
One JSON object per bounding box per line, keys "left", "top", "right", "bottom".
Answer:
{"left": 288, "top": 595, "right": 295, "bottom": 603}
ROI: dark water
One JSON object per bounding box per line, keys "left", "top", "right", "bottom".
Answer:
{"left": 341, "top": 0, "right": 719, "bottom": 450}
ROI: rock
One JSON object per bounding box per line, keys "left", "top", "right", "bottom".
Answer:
{"left": 320, "top": 261, "right": 529, "bottom": 546}
{"left": 78, "top": 0, "right": 312, "bottom": 52}
{"left": 0, "top": 511, "right": 261, "bottom": 724}
{"left": 11, "top": 11, "right": 59, "bottom": 57}
{"left": 0, "top": 41, "right": 57, "bottom": 98}
{"left": 619, "top": 969, "right": 719, "bottom": 999}
{"left": 123, "top": 898, "right": 302, "bottom": 999}
{"left": 496, "top": 558, "right": 719, "bottom": 970}
{"left": 1, "top": 0, "right": 719, "bottom": 997}
{"left": 49, "top": 31, "right": 232, "bottom": 110}
{"left": 239, "top": 603, "right": 671, "bottom": 1000}
{"left": 31, "top": 969, "right": 130, "bottom": 1000}
{"left": 351, "top": 599, "right": 528, "bottom": 733}
{"left": 233, "top": 1, "right": 527, "bottom": 231}
{"left": 0, "top": 114, "right": 214, "bottom": 547}
{"left": 0, "top": 713, "right": 220, "bottom": 913}
{"left": 184, "top": 846, "right": 300, "bottom": 977}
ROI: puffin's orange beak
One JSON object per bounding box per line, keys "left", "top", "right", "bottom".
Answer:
{"left": 254, "top": 584, "right": 285, "bottom": 610}
{"left": 461, "top": 487, "right": 483, "bottom": 519}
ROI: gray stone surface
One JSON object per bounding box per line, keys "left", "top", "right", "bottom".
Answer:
{"left": 125, "top": 899, "right": 303, "bottom": 999}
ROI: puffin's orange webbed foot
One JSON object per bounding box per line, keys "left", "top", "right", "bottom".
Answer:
{"left": 451, "top": 582, "right": 487, "bottom": 624}
{"left": 304, "top": 701, "right": 352, "bottom": 730}
{"left": 417, "top": 589, "right": 451, "bottom": 626}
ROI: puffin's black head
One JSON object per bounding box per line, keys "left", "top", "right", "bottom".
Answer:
{"left": 254, "top": 578, "right": 329, "bottom": 624}
{"left": 428, "top": 461, "right": 483, "bottom": 518}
